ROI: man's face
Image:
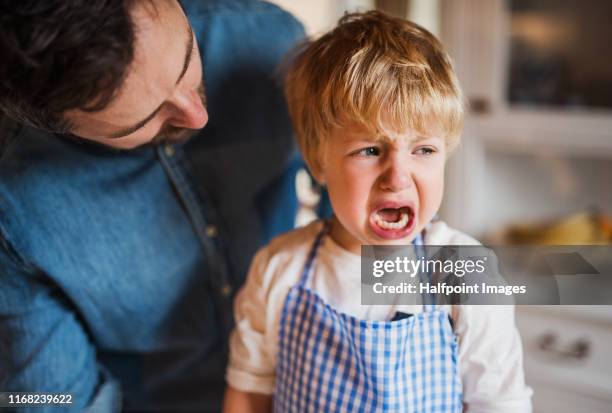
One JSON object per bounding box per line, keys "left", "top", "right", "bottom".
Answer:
{"left": 65, "top": 0, "right": 208, "bottom": 149}
{"left": 320, "top": 123, "right": 447, "bottom": 254}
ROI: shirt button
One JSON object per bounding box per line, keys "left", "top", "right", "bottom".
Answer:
{"left": 206, "top": 225, "right": 218, "bottom": 238}
{"left": 221, "top": 284, "right": 232, "bottom": 297}
{"left": 164, "top": 144, "right": 175, "bottom": 157}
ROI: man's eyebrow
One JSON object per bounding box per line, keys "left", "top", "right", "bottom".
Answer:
{"left": 108, "top": 24, "right": 195, "bottom": 139}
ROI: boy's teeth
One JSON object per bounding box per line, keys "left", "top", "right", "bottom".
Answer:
{"left": 374, "top": 210, "right": 410, "bottom": 230}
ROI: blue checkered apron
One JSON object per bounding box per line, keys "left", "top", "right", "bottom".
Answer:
{"left": 274, "top": 223, "right": 462, "bottom": 412}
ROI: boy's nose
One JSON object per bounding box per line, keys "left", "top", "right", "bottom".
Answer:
{"left": 167, "top": 87, "right": 208, "bottom": 130}
{"left": 379, "top": 155, "right": 412, "bottom": 192}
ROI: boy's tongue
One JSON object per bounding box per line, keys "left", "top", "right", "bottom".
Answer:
{"left": 378, "top": 208, "right": 401, "bottom": 222}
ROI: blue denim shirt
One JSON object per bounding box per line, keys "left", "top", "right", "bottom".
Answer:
{"left": 0, "top": 1, "right": 305, "bottom": 411}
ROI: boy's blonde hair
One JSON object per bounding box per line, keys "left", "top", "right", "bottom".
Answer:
{"left": 284, "top": 11, "right": 464, "bottom": 177}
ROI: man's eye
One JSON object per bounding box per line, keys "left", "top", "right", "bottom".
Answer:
{"left": 355, "top": 147, "right": 380, "bottom": 157}
{"left": 414, "top": 147, "right": 436, "bottom": 155}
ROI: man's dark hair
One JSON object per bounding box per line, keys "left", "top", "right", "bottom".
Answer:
{"left": 0, "top": 0, "right": 139, "bottom": 133}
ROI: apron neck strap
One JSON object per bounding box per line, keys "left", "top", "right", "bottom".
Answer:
{"left": 412, "top": 232, "right": 436, "bottom": 312}
{"left": 298, "top": 220, "right": 331, "bottom": 287}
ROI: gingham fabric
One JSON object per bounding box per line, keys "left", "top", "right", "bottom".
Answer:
{"left": 274, "top": 224, "right": 462, "bottom": 412}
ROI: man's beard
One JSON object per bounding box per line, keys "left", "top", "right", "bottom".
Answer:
{"left": 151, "top": 81, "right": 207, "bottom": 146}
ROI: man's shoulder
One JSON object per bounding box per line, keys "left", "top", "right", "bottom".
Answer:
{"left": 185, "top": 0, "right": 305, "bottom": 64}
{"left": 184, "top": 0, "right": 300, "bottom": 21}
{"left": 425, "top": 220, "right": 481, "bottom": 245}
{"left": 183, "top": 0, "right": 279, "bottom": 14}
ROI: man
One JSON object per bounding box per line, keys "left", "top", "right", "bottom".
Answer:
{"left": 0, "top": 0, "right": 305, "bottom": 411}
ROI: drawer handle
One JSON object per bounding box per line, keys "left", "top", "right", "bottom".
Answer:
{"left": 537, "top": 332, "right": 591, "bottom": 360}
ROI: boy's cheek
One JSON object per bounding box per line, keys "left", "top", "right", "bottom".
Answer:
{"left": 423, "top": 179, "right": 445, "bottom": 217}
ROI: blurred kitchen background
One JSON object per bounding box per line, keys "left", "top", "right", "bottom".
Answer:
{"left": 269, "top": 0, "right": 612, "bottom": 411}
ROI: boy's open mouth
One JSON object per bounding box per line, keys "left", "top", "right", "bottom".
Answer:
{"left": 369, "top": 205, "right": 416, "bottom": 239}
{"left": 374, "top": 207, "right": 411, "bottom": 229}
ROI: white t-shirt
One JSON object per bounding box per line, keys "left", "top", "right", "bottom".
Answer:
{"left": 227, "top": 220, "right": 533, "bottom": 412}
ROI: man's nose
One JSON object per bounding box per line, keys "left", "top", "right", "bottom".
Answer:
{"left": 378, "top": 153, "right": 412, "bottom": 192}
{"left": 167, "top": 87, "right": 208, "bottom": 130}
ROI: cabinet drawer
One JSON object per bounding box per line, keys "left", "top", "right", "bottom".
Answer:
{"left": 516, "top": 306, "right": 612, "bottom": 412}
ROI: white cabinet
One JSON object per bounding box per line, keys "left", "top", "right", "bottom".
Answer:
{"left": 516, "top": 307, "right": 612, "bottom": 412}
{"left": 439, "top": 1, "right": 612, "bottom": 410}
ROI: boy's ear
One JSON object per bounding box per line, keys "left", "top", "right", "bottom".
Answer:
{"left": 310, "top": 164, "right": 326, "bottom": 186}
{"left": 312, "top": 148, "right": 326, "bottom": 186}
{"left": 309, "top": 144, "right": 327, "bottom": 185}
